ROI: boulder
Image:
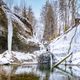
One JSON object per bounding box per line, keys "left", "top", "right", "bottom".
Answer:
{"left": 38, "top": 52, "right": 55, "bottom": 64}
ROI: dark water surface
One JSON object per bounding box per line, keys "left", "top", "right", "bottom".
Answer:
{"left": 0, "top": 64, "right": 80, "bottom": 80}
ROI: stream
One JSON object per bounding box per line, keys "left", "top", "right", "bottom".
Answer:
{"left": 0, "top": 64, "right": 80, "bottom": 80}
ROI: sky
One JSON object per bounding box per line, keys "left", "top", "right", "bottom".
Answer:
{"left": 7, "top": 0, "right": 46, "bottom": 19}
{"left": 4, "top": 0, "right": 46, "bottom": 19}
{"left": 23, "top": 0, "right": 46, "bottom": 19}
{"left": 5, "top": 0, "right": 80, "bottom": 19}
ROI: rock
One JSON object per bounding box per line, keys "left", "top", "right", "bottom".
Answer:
{"left": 38, "top": 52, "right": 55, "bottom": 64}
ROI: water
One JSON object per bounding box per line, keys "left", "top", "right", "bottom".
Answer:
{"left": 0, "top": 64, "right": 80, "bottom": 80}
{"left": 50, "top": 54, "right": 53, "bottom": 69}
{"left": 1, "top": 1, "right": 13, "bottom": 54}
{"left": 2, "top": 1, "right": 31, "bottom": 54}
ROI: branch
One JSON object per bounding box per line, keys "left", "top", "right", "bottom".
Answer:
{"left": 52, "top": 27, "right": 77, "bottom": 67}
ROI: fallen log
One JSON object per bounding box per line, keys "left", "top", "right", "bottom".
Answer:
{"left": 53, "top": 52, "right": 72, "bottom": 67}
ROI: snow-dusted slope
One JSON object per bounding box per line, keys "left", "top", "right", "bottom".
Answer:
{"left": 0, "top": 51, "right": 38, "bottom": 64}
{"left": 49, "top": 24, "right": 80, "bottom": 63}
{"left": 0, "top": 41, "right": 45, "bottom": 65}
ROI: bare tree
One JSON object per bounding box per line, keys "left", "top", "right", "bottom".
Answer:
{"left": 58, "top": 0, "right": 77, "bottom": 34}
{"left": 41, "top": 1, "right": 56, "bottom": 41}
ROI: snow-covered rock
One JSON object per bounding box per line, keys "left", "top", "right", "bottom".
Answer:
{"left": 0, "top": 36, "right": 46, "bottom": 64}
{"left": 0, "top": 50, "right": 38, "bottom": 64}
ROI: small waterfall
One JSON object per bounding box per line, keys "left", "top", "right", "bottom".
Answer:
{"left": 1, "top": 0, "right": 13, "bottom": 54}
{"left": 7, "top": 13, "right": 13, "bottom": 54}
{"left": 50, "top": 54, "right": 53, "bottom": 69}
{"left": 2, "top": 4, "right": 32, "bottom": 54}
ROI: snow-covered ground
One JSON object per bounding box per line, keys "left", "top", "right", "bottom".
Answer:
{"left": 49, "top": 24, "right": 80, "bottom": 64}
{"left": 0, "top": 50, "right": 38, "bottom": 64}
{"left": 1, "top": 25, "right": 80, "bottom": 65}
{"left": 0, "top": 41, "right": 46, "bottom": 65}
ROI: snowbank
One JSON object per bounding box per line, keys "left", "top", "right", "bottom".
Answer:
{"left": 0, "top": 50, "right": 38, "bottom": 64}
{"left": 0, "top": 42, "right": 46, "bottom": 65}
{"left": 49, "top": 24, "right": 80, "bottom": 63}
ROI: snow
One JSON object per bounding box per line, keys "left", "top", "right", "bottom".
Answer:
{"left": 6, "top": 12, "right": 13, "bottom": 54}
{"left": 17, "top": 34, "right": 46, "bottom": 54}
{"left": 33, "top": 21, "right": 44, "bottom": 42}
{"left": 11, "top": 13, "right": 31, "bottom": 33}
{"left": 0, "top": 36, "right": 46, "bottom": 64}
{"left": 1, "top": 0, "right": 80, "bottom": 65}
{"left": 2, "top": 2, "right": 32, "bottom": 40}
{"left": 1, "top": 25, "right": 80, "bottom": 65}
{"left": 49, "top": 24, "right": 80, "bottom": 63}
{"left": 0, "top": 51, "right": 38, "bottom": 64}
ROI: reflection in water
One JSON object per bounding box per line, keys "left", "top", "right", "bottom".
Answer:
{"left": 0, "top": 64, "right": 80, "bottom": 80}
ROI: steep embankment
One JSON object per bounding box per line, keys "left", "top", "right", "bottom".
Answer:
{"left": 49, "top": 24, "right": 80, "bottom": 64}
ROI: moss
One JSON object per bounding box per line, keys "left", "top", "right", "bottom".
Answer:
{"left": 12, "top": 24, "right": 27, "bottom": 51}
{"left": 48, "top": 32, "right": 56, "bottom": 41}
{"left": 12, "top": 22, "right": 39, "bottom": 52}
{"left": 0, "top": 7, "right": 8, "bottom": 52}
{"left": 11, "top": 74, "right": 39, "bottom": 80}
{"left": 0, "top": 36, "right": 7, "bottom": 50}
{"left": 64, "top": 26, "right": 69, "bottom": 32}
{"left": 0, "top": 75, "right": 7, "bottom": 80}
{"left": 0, "top": 7, "right": 35, "bottom": 52}
{"left": 0, "top": 74, "right": 39, "bottom": 80}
